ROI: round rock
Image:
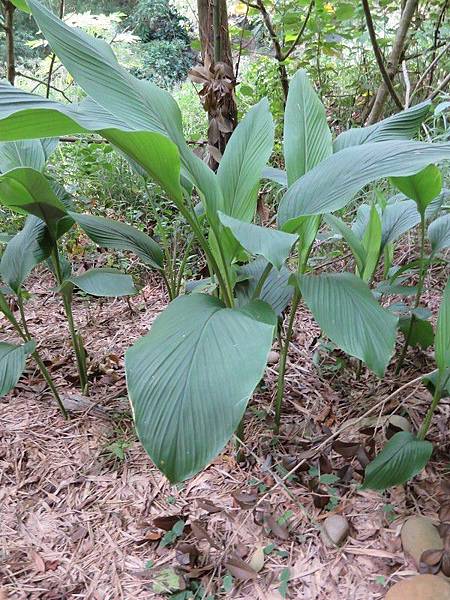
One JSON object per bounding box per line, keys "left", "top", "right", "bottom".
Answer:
{"left": 321, "top": 515, "right": 349, "bottom": 547}
{"left": 267, "top": 350, "right": 280, "bottom": 365}
{"left": 385, "top": 574, "right": 450, "bottom": 600}
{"left": 401, "top": 516, "right": 443, "bottom": 567}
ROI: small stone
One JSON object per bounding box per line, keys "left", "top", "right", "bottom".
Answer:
{"left": 385, "top": 574, "right": 450, "bottom": 599}
{"left": 401, "top": 516, "right": 443, "bottom": 567}
{"left": 267, "top": 351, "right": 280, "bottom": 365}
{"left": 321, "top": 515, "right": 349, "bottom": 547}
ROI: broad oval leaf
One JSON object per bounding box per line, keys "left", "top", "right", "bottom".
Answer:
{"left": 262, "top": 167, "right": 287, "bottom": 187}
{"left": 125, "top": 294, "right": 275, "bottom": 482}
{"left": 0, "top": 216, "right": 52, "bottom": 293}
{"left": 218, "top": 212, "right": 297, "bottom": 270}
{"left": 0, "top": 340, "right": 35, "bottom": 398}
{"left": 0, "top": 167, "right": 68, "bottom": 236}
{"left": 428, "top": 214, "right": 450, "bottom": 256}
{"left": 284, "top": 69, "right": 332, "bottom": 185}
{"left": 334, "top": 101, "right": 431, "bottom": 152}
{"left": 435, "top": 278, "right": 450, "bottom": 374}
{"left": 70, "top": 212, "right": 163, "bottom": 270}
{"left": 235, "top": 257, "right": 294, "bottom": 316}
{"left": 278, "top": 141, "right": 450, "bottom": 228}
{"left": 381, "top": 200, "right": 421, "bottom": 248}
{"left": 391, "top": 164, "right": 442, "bottom": 217}
{"left": 68, "top": 268, "right": 137, "bottom": 297}
{"left": 217, "top": 99, "right": 274, "bottom": 221}
{"left": 362, "top": 431, "right": 433, "bottom": 491}
{"left": 297, "top": 272, "right": 398, "bottom": 376}
{"left": 0, "top": 139, "right": 57, "bottom": 173}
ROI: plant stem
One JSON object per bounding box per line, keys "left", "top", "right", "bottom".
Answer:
{"left": 235, "top": 416, "right": 245, "bottom": 461}
{"left": 252, "top": 262, "right": 273, "bottom": 300}
{"left": 274, "top": 289, "right": 300, "bottom": 432}
{"left": 15, "top": 295, "right": 67, "bottom": 418}
{"left": 418, "top": 371, "right": 447, "bottom": 440}
{"left": 51, "top": 248, "right": 88, "bottom": 394}
{"left": 395, "top": 214, "right": 427, "bottom": 373}
{"left": 174, "top": 236, "right": 195, "bottom": 297}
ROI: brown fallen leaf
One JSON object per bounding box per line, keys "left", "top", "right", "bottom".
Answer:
{"left": 30, "top": 550, "right": 46, "bottom": 573}
{"left": 197, "top": 499, "right": 222, "bottom": 513}
{"left": 264, "top": 514, "right": 290, "bottom": 540}
{"left": 190, "top": 520, "right": 220, "bottom": 549}
{"left": 225, "top": 557, "right": 258, "bottom": 581}
{"left": 232, "top": 492, "right": 258, "bottom": 509}
{"left": 153, "top": 515, "right": 183, "bottom": 531}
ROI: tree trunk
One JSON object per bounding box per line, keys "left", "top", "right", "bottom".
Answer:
{"left": 3, "top": 0, "right": 16, "bottom": 85}
{"left": 195, "top": 0, "right": 237, "bottom": 170}
{"left": 366, "top": 0, "right": 419, "bottom": 124}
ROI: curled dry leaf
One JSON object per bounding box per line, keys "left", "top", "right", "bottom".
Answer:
{"left": 176, "top": 543, "right": 199, "bottom": 567}
{"left": 225, "top": 557, "right": 258, "bottom": 581}
{"left": 190, "top": 520, "right": 220, "bottom": 549}
{"left": 332, "top": 439, "right": 360, "bottom": 458}
{"left": 232, "top": 492, "right": 258, "bottom": 509}
{"left": 197, "top": 499, "right": 222, "bottom": 514}
{"left": 264, "top": 514, "right": 290, "bottom": 540}
{"left": 319, "top": 453, "right": 333, "bottom": 474}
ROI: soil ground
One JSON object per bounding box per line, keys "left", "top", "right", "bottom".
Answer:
{"left": 1, "top": 265, "right": 448, "bottom": 600}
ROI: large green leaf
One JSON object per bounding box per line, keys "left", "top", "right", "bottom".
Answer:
{"left": 0, "top": 167, "right": 69, "bottom": 236}
{"left": 235, "top": 258, "right": 294, "bottom": 316}
{"left": 428, "top": 214, "right": 450, "bottom": 256}
{"left": 218, "top": 212, "right": 297, "bottom": 270}
{"left": 0, "top": 139, "right": 57, "bottom": 173}
{"left": 125, "top": 294, "right": 275, "bottom": 482}
{"left": 362, "top": 431, "right": 433, "bottom": 491}
{"left": 262, "top": 167, "right": 287, "bottom": 187}
{"left": 399, "top": 316, "right": 434, "bottom": 349}
{"left": 283, "top": 69, "right": 332, "bottom": 186}
{"left": 278, "top": 142, "right": 450, "bottom": 228}
{"left": 217, "top": 99, "right": 274, "bottom": 221}
{"left": 435, "top": 279, "right": 450, "bottom": 374}
{"left": 0, "top": 340, "right": 35, "bottom": 398}
{"left": 25, "top": 0, "right": 223, "bottom": 209}
{"left": 0, "top": 86, "right": 182, "bottom": 203}
{"left": 391, "top": 164, "right": 442, "bottom": 217}
{"left": 68, "top": 268, "right": 137, "bottom": 297}
{"left": 297, "top": 272, "right": 398, "bottom": 376}
{"left": 333, "top": 102, "right": 431, "bottom": 152}
{"left": 381, "top": 200, "right": 421, "bottom": 248}
{"left": 0, "top": 216, "right": 52, "bottom": 293}
{"left": 70, "top": 212, "right": 163, "bottom": 270}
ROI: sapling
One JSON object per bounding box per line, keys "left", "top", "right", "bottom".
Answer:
{"left": 363, "top": 277, "right": 449, "bottom": 491}
{"left": 0, "top": 289, "right": 68, "bottom": 417}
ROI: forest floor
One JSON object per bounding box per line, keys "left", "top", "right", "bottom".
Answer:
{"left": 0, "top": 258, "right": 449, "bottom": 600}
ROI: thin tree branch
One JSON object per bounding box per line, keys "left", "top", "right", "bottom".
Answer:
{"left": 46, "top": 0, "right": 64, "bottom": 98}
{"left": 16, "top": 71, "right": 72, "bottom": 101}
{"left": 281, "top": 0, "right": 314, "bottom": 60}
{"left": 410, "top": 42, "right": 449, "bottom": 101}
{"left": 428, "top": 71, "right": 450, "bottom": 100}
{"left": 361, "top": 0, "right": 404, "bottom": 110}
